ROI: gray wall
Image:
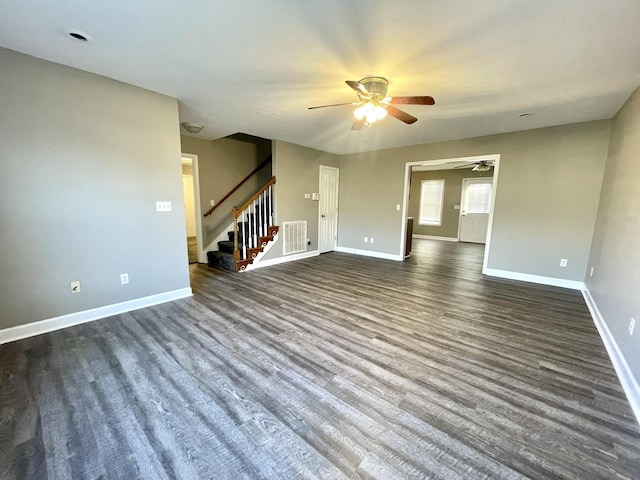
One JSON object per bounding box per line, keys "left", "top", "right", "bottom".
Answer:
{"left": 586, "top": 87, "right": 640, "bottom": 381}
{"left": 181, "top": 136, "right": 258, "bottom": 247}
{"left": 409, "top": 168, "right": 494, "bottom": 238}
{"left": 262, "top": 140, "right": 339, "bottom": 260}
{"left": 0, "top": 48, "right": 190, "bottom": 330}
{"left": 339, "top": 120, "right": 611, "bottom": 281}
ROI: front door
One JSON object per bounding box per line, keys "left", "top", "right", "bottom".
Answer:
{"left": 459, "top": 177, "right": 492, "bottom": 244}
{"left": 319, "top": 166, "right": 339, "bottom": 253}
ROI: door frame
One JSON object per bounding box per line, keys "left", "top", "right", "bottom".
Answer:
{"left": 181, "top": 153, "right": 205, "bottom": 263}
{"left": 458, "top": 176, "right": 494, "bottom": 243}
{"left": 318, "top": 165, "right": 339, "bottom": 253}
{"left": 400, "top": 154, "right": 501, "bottom": 274}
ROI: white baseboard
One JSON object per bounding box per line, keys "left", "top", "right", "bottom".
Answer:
{"left": 245, "top": 249, "right": 319, "bottom": 270}
{"left": 335, "top": 246, "right": 404, "bottom": 261}
{"left": 581, "top": 287, "right": 640, "bottom": 426}
{"left": 412, "top": 234, "right": 459, "bottom": 242}
{"left": 483, "top": 268, "right": 584, "bottom": 290}
{"left": 0, "top": 288, "right": 193, "bottom": 344}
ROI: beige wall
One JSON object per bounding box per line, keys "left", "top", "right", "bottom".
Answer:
{"left": 339, "top": 120, "right": 611, "bottom": 281}
{"left": 409, "top": 168, "right": 494, "bottom": 238}
{"left": 586, "top": 87, "right": 640, "bottom": 382}
{"left": 0, "top": 48, "right": 189, "bottom": 330}
{"left": 180, "top": 136, "right": 258, "bottom": 247}
{"left": 262, "top": 140, "right": 339, "bottom": 260}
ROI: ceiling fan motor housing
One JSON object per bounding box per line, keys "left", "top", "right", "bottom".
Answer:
{"left": 359, "top": 76, "right": 389, "bottom": 100}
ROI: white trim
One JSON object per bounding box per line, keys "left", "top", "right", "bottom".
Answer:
{"left": 244, "top": 249, "right": 319, "bottom": 270}
{"left": 181, "top": 153, "right": 205, "bottom": 263}
{"left": 581, "top": 287, "right": 640, "bottom": 426}
{"left": 0, "top": 288, "right": 193, "bottom": 344}
{"left": 413, "top": 234, "right": 459, "bottom": 242}
{"left": 335, "top": 246, "right": 403, "bottom": 261}
{"left": 484, "top": 268, "right": 584, "bottom": 290}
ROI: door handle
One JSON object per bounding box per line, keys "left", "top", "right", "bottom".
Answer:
{"left": 321, "top": 214, "right": 326, "bottom": 218}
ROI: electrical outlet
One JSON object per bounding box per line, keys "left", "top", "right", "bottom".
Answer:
{"left": 396, "top": 204, "right": 401, "bottom": 211}
{"left": 120, "top": 273, "right": 129, "bottom": 285}
{"left": 630, "top": 317, "right": 636, "bottom": 336}
{"left": 70, "top": 281, "right": 81, "bottom": 293}
{"left": 560, "top": 259, "right": 568, "bottom": 267}
{"left": 370, "top": 237, "right": 375, "bottom": 244}
{"left": 590, "top": 267, "right": 594, "bottom": 277}
{"left": 364, "top": 237, "right": 368, "bottom": 243}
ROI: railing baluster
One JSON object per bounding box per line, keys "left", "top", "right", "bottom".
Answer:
{"left": 232, "top": 207, "right": 240, "bottom": 266}
{"left": 242, "top": 210, "right": 247, "bottom": 260}
{"left": 260, "top": 192, "right": 264, "bottom": 237}
{"left": 269, "top": 185, "right": 273, "bottom": 227}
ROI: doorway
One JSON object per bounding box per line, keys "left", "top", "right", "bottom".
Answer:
{"left": 400, "top": 154, "right": 501, "bottom": 273}
{"left": 319, "top": 165, "right": 339, "bottom": 253}
{"left": 181, "top": 154, "right": 203, "bottom": 264}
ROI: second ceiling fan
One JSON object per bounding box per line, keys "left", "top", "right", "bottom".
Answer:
{"left": 308, "top": 76, "right": 435, "bottom": 130}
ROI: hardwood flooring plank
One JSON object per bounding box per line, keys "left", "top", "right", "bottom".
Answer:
{"left": 1, "top": 239, "right": 639, "bottom": 479}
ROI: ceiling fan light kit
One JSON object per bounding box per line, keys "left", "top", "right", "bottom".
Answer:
{"left": 308, "top": 76, "right": 435, "bottom": 130}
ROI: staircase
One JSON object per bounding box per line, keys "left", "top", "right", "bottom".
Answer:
{"left": 207, "top": 176, "right": 278, "bottom": 272}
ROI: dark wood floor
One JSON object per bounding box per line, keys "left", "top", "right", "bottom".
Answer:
{"left": 1, "top": 239, "right": 639, "bottom": 479}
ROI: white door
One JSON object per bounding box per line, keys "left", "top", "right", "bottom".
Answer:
{"left": 459, "top": 177, "right": 492, "bottom": 244}
{"left": 182, "top": 174, "right": 197, "bottom": 237}
{"left": 319, "top": 166, "right": 339, "bottom": 253}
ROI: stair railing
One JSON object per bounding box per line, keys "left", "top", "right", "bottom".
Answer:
{"left": 232, "top": 176, "right": 277, "bottom": 271}
{"left": 204, "top": 156, "right": 272, "bottom": 217}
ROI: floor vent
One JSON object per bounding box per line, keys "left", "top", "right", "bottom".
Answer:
{"left": 283, "top": 221, "right": 307, "bottom": 255}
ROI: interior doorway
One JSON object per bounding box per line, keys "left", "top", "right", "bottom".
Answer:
{"left": 400, "top": 154, "right": 501, "bottom": 273}
{"left": 181, "top": 154, "right": 203, "bottom": 264}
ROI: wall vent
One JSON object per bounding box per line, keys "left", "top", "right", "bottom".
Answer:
{"left": 283, "top": 221, "right": 307, "bottom": 255}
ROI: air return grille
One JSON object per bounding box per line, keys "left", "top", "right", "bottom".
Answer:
{"left": 282, "top": 221, "right": 307, "bottom": 255}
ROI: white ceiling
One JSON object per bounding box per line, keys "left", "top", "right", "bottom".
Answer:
{"left": 1, "top": 1, "right": 639, "bottom": 155}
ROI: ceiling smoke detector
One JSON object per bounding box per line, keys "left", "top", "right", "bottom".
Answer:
{"left": 180, "top": 122, "right": 204, "bottom": 134}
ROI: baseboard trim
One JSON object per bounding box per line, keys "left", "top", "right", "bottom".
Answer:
{"left": 245, "top": 249, "right": 319, "bottom": 270}
{"left": 0, "top": 287, "right": 193, "bottom": 344}
{"left": 412, "top": 234, "right": 459, "bottom": 242}
{"left": 335, "top": 246, "right": 404, "bottom": 261}
{"left": 581, "top": 287, "right": 640, "bottom": 426}
{"left": 483, "top": 268, "right": 584, "bottom": 290}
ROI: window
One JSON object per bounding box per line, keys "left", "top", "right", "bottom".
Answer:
{"left": 419, "top": 179, "right": 445, "bottom": 225}
{"left": 464, "top": 182, "right": 492, "bottom": 214}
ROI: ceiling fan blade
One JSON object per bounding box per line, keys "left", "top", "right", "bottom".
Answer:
{"left": 386, "top": 105, "right": 418, "bottom": 124}
{"left": 346, "top": 80, "right": 370, "bottom": 98}
{"left": 389, "top": 96, "right": 435, "bottom": 105}
{"left": 308, "top": 102, "right": 355, "bottom": 110}
{"left": 454, "top": 164, "right": 476, "bottom": 169}
{"left": 351, "top": 117, "right": 366, "bottom": 131}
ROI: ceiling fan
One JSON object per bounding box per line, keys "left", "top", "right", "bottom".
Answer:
{"left": 308, "top": 76, "right": 435, "bottom": 130}
{"left": 454, "top": 160, "right": 494, "bottom": 172}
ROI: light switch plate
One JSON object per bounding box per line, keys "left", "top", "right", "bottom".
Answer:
{"left": 311, "top": 193, "right": 319, "bottom": 201}
{"left": 156, "top": 201, "right": 172, "bottom": 212}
